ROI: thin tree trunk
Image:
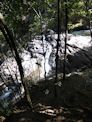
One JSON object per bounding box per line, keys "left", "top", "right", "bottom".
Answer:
{"left": 63, "top": 0, "right": 68, "bottom": 81}
{"left": 54, "top": 0, "right": 60, "bottom": 99}
{"left": 0, "top": 18, "right": 33, "bottom": 109}
{"left": 55, "top": 0, "right": 60, "bottom": 83}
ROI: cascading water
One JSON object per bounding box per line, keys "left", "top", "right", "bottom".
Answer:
{"left": 0, "top": 30, "right": 92, "bottom": 107}
{"left": 27, "top": 36, "right": 52, "bottom": 79}
{"left": 0, "top": 30, "right": 92, "bottom": 81}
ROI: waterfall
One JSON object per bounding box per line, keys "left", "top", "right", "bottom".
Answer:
{"left": 41, "top": 37, "right": 52, "bottom": 77}
{"left": 28, "top": 36, "right": 52, "bottom": 78}
{"left": 1, "top": 30, "right": 92, "bottom": 82}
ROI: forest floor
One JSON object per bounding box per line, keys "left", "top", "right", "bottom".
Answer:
{"left": 1, "top": 69, "right": 92, "bottom": 122}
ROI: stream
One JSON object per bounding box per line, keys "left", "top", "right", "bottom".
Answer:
{"left": 0, "top": 29, "right": 92, "bottom": 108}
{"left": 0, "top": 30, "right": 91, "bottom": 81}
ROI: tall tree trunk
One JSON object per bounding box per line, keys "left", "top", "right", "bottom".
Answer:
{"left": 63, "top": 0, "right": 68, "bottom": 81}
{"left": 55, "top": 0, "right": 60, "bottom": 83}
{"left": 54, "top": 0, "right": 60, "bottom": 99}
{"left": 0, "top": 17, "right": 33, "bottom": 109}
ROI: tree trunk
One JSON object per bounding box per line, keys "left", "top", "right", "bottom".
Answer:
{"left": 0, "top": 17, "right": 33, "bottom": 109}
{"left": 63, "top": 0, "right": 68, "bottom": 81}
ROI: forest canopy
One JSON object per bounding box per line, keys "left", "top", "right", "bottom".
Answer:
{"left": 0, "top": 0, "right": 92, "bottom": 37}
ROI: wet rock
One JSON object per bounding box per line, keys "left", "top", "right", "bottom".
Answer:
{"left": 1, "top": 30, "right": 92, "bottom": 81}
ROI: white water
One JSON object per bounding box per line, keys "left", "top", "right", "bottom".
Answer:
{"left": 0, "top": 36, "right": 52, "bottom": 81}
{"left": 26, "top": 36, "right": 52, "bottom": 79}
{"left": 0, "top": 30, "right": 91, "bottom": 82}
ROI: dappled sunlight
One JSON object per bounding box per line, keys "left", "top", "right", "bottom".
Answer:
{"left": 0, "top": 0, "right": 92, "bottom": 121}
{"left": 0, "top": 31, "right": 92, "bottom": 82}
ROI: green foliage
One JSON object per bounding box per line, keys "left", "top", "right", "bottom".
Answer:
{"left": 0, "top": 0, "right": 92, "bottom": 46}
{"left": 0, "top": 100, "right": 13, "bottom": 116}
{"left": 0, "top": 1, "right": 92, "bottom": 57}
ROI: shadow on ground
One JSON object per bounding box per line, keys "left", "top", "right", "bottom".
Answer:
{"left": 3, "top": 69, "right": 92, "bottom": 122}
